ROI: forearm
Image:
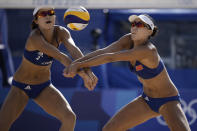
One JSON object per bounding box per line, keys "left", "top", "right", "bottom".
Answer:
{"left": 58, "top": 52, "right": 72, "bottom": 67}
{"left": 78, "top": 53, "right": 114, "bottom": 68}
{"left": 69, "top": 46, "right": 84, "bottom": 60}
{"left": 61, "top": 47, "right": 91, "bottom": 77}
{"left": 75, "top": 49, "right": 105, "bottom": 63}
{"left": 68, "top": 47, "right": 92, "bottom": 74}
{"left": 68, "top": 46, "right": 99, "bottom": 73}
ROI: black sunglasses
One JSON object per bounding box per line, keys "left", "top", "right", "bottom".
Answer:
{"left": 131, "top": 21, "right": 151, "bottom": 29}
{"left": 37, "top": 10, "right": 55, "bottom": 18}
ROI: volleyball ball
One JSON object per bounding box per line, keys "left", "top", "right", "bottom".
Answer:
{"left": 64, "top": 6, "right": 90, "bottom": 31}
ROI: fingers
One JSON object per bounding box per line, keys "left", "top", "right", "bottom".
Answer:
{"left": 87, "top": 78, "right": 95, "bottom": 91}
{"left": 84, "top": 81, "right": 94, "bottom": 91}
{"left": 62, "top": 67, "right": 77, "bottom": 78}
{"left": 84, "top": 78, "right": 92, "bottom": 91}
{"left": 92, "top": 74, "right": 98, "bottom": 88}
{"left": 87, "top": 77, "right": 95, "bottom": 91}
{"left": 82, "top": 74, "right": 96, "bottom": 91}
{"left": 87, "top": 72, "right": 98, "bottom": 89}
{"left": 63, "top": 72, "right": 76, "bottom": 78}
{"left": 63, "top": 68, "right": 69, "bottom": 75}
{"left": 63, "top": 62, "right": 79, "bottom": 78}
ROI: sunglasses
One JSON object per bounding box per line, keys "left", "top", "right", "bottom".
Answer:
{"left": 131, "top": 21, "right": 150, "bottom": 29}
{"left": 37, "top": 10, "right": 55, "bottom": 18}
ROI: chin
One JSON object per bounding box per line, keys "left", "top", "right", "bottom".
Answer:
{"left": 131, "top": 35, "right": 136, "bottom": 40}
{"left": 45, "top": 25, "right": 54, "bottom": 30}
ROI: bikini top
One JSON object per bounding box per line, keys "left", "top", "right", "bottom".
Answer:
{"left": 129, "top": 60, "right": 164, "bottom": 79}
{"left": 24, "top": 28, "right": 59, "bottom": 66}
{"left": 24, "top": 50, "right": 54, "bottom": 66}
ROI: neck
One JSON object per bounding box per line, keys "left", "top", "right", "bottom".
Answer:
{"left": 39, "top": 26, "right": 54, "bottom": 37}
{"left": 133, "top": 38, "right": 148, "bottom": 47}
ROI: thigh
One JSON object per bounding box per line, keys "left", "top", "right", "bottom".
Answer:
{"left": 33, "top": 85, "right": 74, "bottom": 120}
{"left": 0, "top": 86, "right": 29, "bottom": 124}
{"left": 105, "top": 96, "right": 159, "bottom": 130}
{"left": 159, "top": 101, "right": 191, "bottom": 131}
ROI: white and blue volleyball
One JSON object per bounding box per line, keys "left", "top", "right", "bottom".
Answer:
{"left": 64, "top": 6, "right": 90, "bottom": 31}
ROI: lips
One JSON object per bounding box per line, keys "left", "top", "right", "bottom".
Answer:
{"left": 46, "top": 21, "right": 51, "bottom": 24}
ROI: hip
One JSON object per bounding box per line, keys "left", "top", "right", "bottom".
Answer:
{"left": 143, "top": 85, "right": 179, "bottom": 98}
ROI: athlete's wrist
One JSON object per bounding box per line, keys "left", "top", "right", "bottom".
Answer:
{"left": 78, "top": 69, "right": 86, "bottom": 77}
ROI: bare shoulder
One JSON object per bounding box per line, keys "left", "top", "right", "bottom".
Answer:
{"left": 140, "top": 42, "right": 160, "bottom": 65}
{"left": 56, "top": 25, "right": 70, "bottom": 39}
{"left": 131, "top": 42, "right": 157, "bottom": 61}
{"left": 147, "top": 42, "right": 157, "bottom": 54}
{"left": 28, "top": 29, "right": 41, "bottom": 41}
{"left": 119, "top": 33, "right": 133, "bottom": 49}
{"left": 120, "top": 33, "right": 132, "bottom": 41}
{"left": 138, "top": 42, "right": 157, "bottom": 53}
{"left": 25, "top": 29, "right": 41, "bottom": 50}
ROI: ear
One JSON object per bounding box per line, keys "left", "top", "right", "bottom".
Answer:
{"left": 148, "top": 29, "right": 153, "bottom": 36}
{"left": 34, "top": 19, "right": 38, "bottom": 24}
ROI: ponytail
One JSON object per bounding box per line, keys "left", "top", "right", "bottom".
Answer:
{"left": 143, "top": 14, "right": 159, "bottom": 39}
{"left": 151, "top": 26, "right": 158, "bottom": 37}
{"left": 31, "top": 16, "right": 38, "bottom": 30}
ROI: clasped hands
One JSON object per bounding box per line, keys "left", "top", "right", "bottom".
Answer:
{"left": 63, "top": 61, "right": 98, "bottom": 91}
{"left": 63, "top": 61, "right": 80, "bottom": 78}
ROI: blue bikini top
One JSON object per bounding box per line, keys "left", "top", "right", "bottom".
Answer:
{"left": 24, "top": 28, "right": 59, "bottom": 66}
{"left": 129, "top": 60, "right": 164, "bottom": 79}
{"left": 24, "top": 50, "right": 54, "bottom": 66}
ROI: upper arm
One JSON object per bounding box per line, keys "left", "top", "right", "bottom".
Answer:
{"left": 28, "top": 32, "right": 63, "bottom": 60}
{"left": 58, "top": 26, "right": 76, "bottom": 48}
{"left": 58, "top": 26, "right": 83, "bottom": 58}
{"left": 109, "top": 45, "right": 156, "bottom": 62}
{"left": 102, "top": 33, "right": 133, "bottom": 53}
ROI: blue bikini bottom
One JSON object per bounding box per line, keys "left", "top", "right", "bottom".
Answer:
{"left": 12, "top": 80, "right": 51, "bottom": 99}
{"left": 142, "top": 92, "right": 180, "bottom": 113}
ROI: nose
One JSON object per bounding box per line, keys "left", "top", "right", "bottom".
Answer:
{"left": 45, "top": 15, "right": 51, "bottom": 19}
{"left": 131, "top": 26, "right": 138, "bottom": 30}
{"left": 130, "top": 27, "right": 137, "bottom": 32}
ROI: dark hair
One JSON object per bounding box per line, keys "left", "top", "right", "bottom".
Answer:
{"left": 151, "top": 26, "right": 158, "bottom": 37}
{"left": 31, "top": 16, "right": 38, "bottom": 30}
{"left": 143, "top": 14, "right": 159, "bottom": 38}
